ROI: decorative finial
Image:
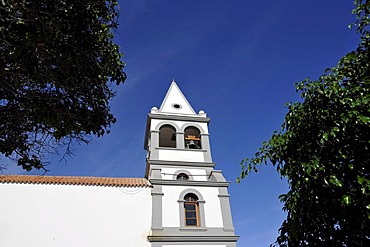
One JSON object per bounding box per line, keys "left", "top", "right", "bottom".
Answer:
{"left": 151, "top": 106, "right": 158, "bottom": 113}
{"left": 172, "top": 78, "right": 176, "bottom": 83}
{"left": 198, "top": 110, "right": 207, "bottom": 117}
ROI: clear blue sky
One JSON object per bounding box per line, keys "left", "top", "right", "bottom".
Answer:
{"left": 5, "top": 0, "right": 361, "bottom": 246}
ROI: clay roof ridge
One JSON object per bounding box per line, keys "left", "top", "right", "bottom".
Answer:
{"left": 0, "top": 175, "right": 152, "bottom": 188}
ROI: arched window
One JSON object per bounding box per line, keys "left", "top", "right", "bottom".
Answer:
{"left": 177, "top": 173, "right": 189, "bottom": 181}
{"left": 184, "top": 193, "right": 199, "bottom": 226}
{"left": 159, "top": 125, "right": 176, "bottom": 148}
{"left": 184, "top": 126, "right": 201, "bottom": 149}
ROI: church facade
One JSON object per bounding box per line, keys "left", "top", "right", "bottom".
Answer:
{"left": 0, "top": 82, "right": 239, "bottom": 247}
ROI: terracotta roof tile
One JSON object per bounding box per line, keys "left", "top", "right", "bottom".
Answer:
{"left": 0, "top": 175, "right": 152, "bottom": 187}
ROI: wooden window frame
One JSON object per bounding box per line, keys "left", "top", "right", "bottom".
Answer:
{"left": 184, "top": 194, "right": 199, "bottom": 227}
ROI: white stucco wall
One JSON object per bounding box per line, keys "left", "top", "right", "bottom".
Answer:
{"left": 158, "top": 149, "right": 205, "bottom": 162}
{"left": 165, "top": 245, "right": 226, "bottom": 247}
{"left": 0, "top": 183, "right": 152, "bottom": 247}
{"left": 161, "top": 167, "right": 207, "bottom": 181}
{"left": 162, "top": 186, "right": 223, "bottom": 228}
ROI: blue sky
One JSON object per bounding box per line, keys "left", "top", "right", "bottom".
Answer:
{"left": 4, "top": 0, "right": 361, "bottom": 246}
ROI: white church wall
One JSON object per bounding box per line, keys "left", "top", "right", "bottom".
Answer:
{"left": 158, "top": 149, "right": 205, "bottom": 162}
{"left": 162, "top": 186, "right": 223, "bottom": 228}
{"left": 0, "top": 183, "right": 152, "bottom": 247}
{"left": 164, "top": 245, "right": 226, "bottom": 247}
{"left": 161, "top": 167, "right": 207, "bottom": 181}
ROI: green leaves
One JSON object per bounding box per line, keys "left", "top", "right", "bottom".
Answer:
{"left": 358, "top": 115, "right": 370, "bottom": 123}
{"left": 342, "top": 194, "right": 352, "bottom": 205}
{"left": 322, "top": 132, "right": 329, "bottom": 141}
{"left": 329, "top": 175, "right": 343, "bottom": 188}
{"left": 239, "top": 1, "right": 370, "bottom": 246}
{"left": 0, "top": 0, "right": 126, "bottom": 171}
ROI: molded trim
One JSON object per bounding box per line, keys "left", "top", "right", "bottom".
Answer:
{"left": 155, "top": 147, "right": 206, "bottom": 152}
{"left": 178, "top": 188, "right": 205, "bottom": 201}
{"left": 154, "top": 121, "right": 180, "bottom": 131}
{"left": 172, "top": 170, "right": 194, "bottom": 181}
{"left": 150, "top": 179, "right": 230, "bottom": 187}
{"left": 150, "top": 226, "right": 239, "bottom": 237}
{"left": 218, "top": 194, "right": 230, "bottom": 198}
{"left": 180, "top": 123, "right": 206, "bottom": 133}
{"left": 147, "top": 235, "right": 239, "bottom": 242}
{"left": 148, "top": 159, "right": 216, "bottom": 168}
{"left": 179, "top": 227, "right": 208, "bottom": 232}
{"left": 149, "top": 113, "right": 210, "bottom": 123}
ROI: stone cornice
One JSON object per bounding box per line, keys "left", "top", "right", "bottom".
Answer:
{"left": 149, "top": 179, "right": 230, "bottom": 187}
{"left": 148, "top": 113, "right": 211, "bottom": 123}
{"left": 147, "top": 235, "right": 239, "bottom": 242}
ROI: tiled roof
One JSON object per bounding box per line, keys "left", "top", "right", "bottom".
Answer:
{"left": 0, "top": 175, "right": 152, "bottom": 187}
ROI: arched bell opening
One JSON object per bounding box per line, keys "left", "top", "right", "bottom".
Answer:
{"left": 159, "top": 124, "right": 176, "bottom": 148}
{"left": 184, "top": 126, "right": 201, "bottom": 149}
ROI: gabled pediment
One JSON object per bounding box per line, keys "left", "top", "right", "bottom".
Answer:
{"left": 158, "top": 81, "right": 196, "bottom": 115}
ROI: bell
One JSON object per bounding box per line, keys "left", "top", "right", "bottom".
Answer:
{"left": 189, "top": 140, "right": 196, "bottom": 149}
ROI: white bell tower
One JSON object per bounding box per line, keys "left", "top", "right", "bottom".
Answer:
{"left": 144, "top": 81, "right": 238, "bottom": 246}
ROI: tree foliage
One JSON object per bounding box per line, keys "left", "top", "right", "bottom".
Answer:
{"left": 0, "top": 0, "right": 126, "bottom": 171}
{"left": 239, "top": 1, "right": 370, "bottom": 246}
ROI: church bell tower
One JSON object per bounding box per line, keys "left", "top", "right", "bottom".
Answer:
{"left": 144, "top": 81, "right": 239, "bottom": 246}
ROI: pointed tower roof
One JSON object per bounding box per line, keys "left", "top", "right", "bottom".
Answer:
{"left": 144, "top": 80, "right": 210, "bottom": 150}
{"left": 158, "top": 80, "right": 196, "bottom": 115}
